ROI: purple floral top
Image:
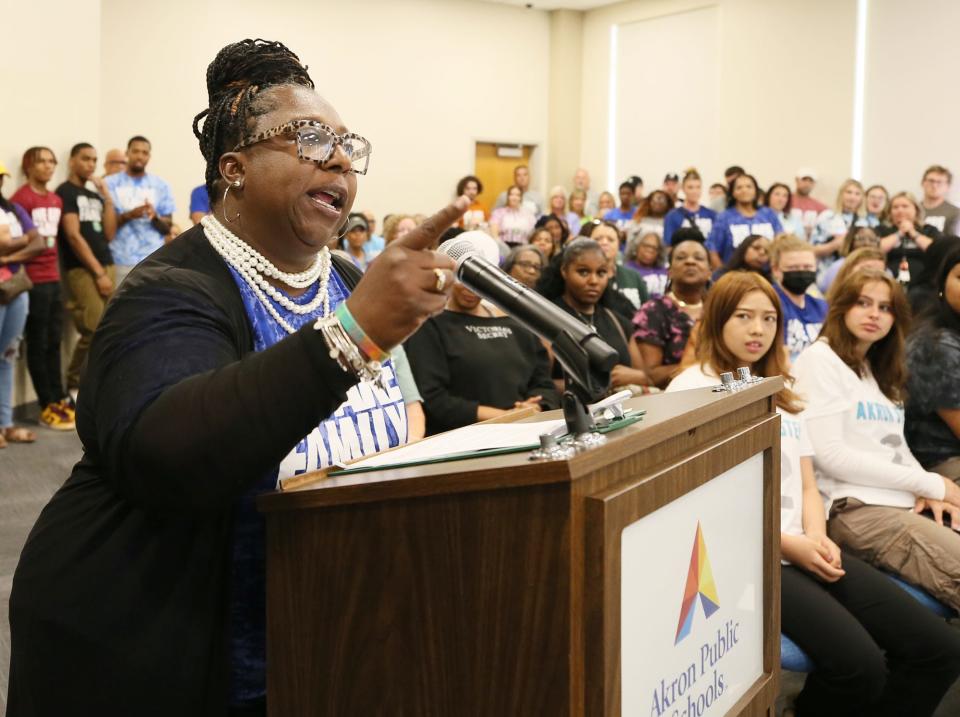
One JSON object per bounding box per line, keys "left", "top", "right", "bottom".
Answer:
{"left": 632, "top": 295, "right": 694, "bottom": 365}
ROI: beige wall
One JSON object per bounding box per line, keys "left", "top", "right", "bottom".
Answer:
{"left": 97, "top": 0, "right": 552, "bottom": 227}
{"left": 547, "top": 9, "right": 585, "bottom": 193}
{"left": 580, "top": 0, "right": 858, "bottom": 202}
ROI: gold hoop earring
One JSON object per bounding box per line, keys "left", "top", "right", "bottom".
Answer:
{"left": 222, "top": 179, "right": 242, "bottom": 224}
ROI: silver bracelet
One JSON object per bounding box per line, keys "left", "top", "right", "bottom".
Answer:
{"left": 314, "top": 314, "right": 385, "bottom": 387}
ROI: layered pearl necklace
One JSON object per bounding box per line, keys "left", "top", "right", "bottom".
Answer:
{"left": 202, "top": 214, "right": 332, "bottom": 334}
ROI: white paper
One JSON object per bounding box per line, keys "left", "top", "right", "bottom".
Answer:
{"left": 342, "top": 419, "right": 566, "bottom": 470}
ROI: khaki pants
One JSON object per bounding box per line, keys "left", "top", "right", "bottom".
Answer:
{"left": 64, "top": 266, "right": 116, "bottom": 390}
{"left": 932, "top": 457, "right": 960, "bottom": 481}
{"left": 829, "top": 497, "right": 960, "bottom": 611}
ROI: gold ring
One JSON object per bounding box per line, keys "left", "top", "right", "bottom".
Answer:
{"left": 434, "top": 268, "right": 447, "bottom": 292}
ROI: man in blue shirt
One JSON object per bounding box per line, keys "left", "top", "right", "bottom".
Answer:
{"left": 603, "top": 181, "right": 636, "bottom": 228}
{"left": 105, "top": 135, "right": 175, "bottom": 286}
{"left": 189, "top": 184, "right": 211, "bottom": 225}
{"left": 771, "top": 236, "right": 827, "bottom": 361}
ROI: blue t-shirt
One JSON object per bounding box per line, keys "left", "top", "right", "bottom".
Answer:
{"left": 226, "top": 264, "right": 407, "bottom": 705}
{"left": 775, "top": 283, "right": 827, "bottom": 362}
{"left": 189, "top": 184, "right": 210, "bottom": 216}
{"left": 707, "top": 207, "right": 782, "bottom": 264}
{"left": 603, "top": 206, "right": 635, "bottom": 229}
{"left": 106, "top": 172, "right": 176, "bottom": 266}
{"left": 663, "top": 205, "right": 717, "bottom": 245}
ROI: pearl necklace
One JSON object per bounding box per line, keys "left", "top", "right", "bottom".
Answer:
{"left": 202, "top": 215, "right": 332, "bottom": 334}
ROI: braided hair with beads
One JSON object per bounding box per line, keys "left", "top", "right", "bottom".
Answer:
{"left": 192, "top": 39, "right": 314, "bottom": 203}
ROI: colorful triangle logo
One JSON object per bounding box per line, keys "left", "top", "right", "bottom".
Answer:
{"left": 674, "top": 521, "right": 720, "bottom": 644}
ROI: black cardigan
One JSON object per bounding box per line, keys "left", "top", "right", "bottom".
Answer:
{"left": 7, "top": 225, "right": 362, "bottom": 716}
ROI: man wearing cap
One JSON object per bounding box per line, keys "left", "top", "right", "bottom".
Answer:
{"left": 337, "top": 213, "right": 375, "bottom": 271}
{"left": 791, "top": 169, "right": 828, "bottom": 238}
{"left": 662, "top": 173, "right": 680, "bottom": 205}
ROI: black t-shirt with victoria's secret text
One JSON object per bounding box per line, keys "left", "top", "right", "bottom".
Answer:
{"left": 404, "top": 309, "right": 560, "bottom": 435}
{"left": 55, "top": 181, "right": 113, "bottom": 271}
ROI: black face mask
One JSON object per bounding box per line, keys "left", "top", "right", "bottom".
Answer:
{"left": 781, "top": 270, "right": 817, "bottom": 295}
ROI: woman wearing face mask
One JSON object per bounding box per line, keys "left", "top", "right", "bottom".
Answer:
{"left": 809, "top": 179, "right": 867, "bottom": 280}
{"left": 769, "top": 235, "right": 827, "bottom": 362}
{"left": 662, "top": 169, "right": 716, "bottom": 246}
{"left": 793, "top": 269, "right": 960, "bottom": 614}
{"left": 8, "top": 39, "right": 467, "bottom": 716}
{"left": 906, "top": 245, "right": 960, "bottom": 479}
{"left": 817, "top": 225, "right": 882, "bottom": 294}
{"left": 876, "top": 191, "right": 940, "bottom": 285}
{"left": 632, "top": 231, "right": 711, "bottom": 388}
{"left": 537, "top": 238, "right": 651, "bottom": 392}
{"left": 670, "top": 272, "right": 960, "bottom": 717}
{"left": 707, "top": 174, "right": 782, "bottom": 269}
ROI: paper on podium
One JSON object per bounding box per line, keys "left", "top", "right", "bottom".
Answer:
{"left": 339, "top": 418, "right": 567, "bottom": 472}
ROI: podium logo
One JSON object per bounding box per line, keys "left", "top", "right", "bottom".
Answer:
{"left": 674, "top": 522, "right": 720, "bottom": 644}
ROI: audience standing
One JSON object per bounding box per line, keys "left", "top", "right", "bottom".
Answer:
{"left": 707, "top": 173, "right": 782, "bottom": 268}
{"left": 877, "top": 191, "right": 939, "bottom": 285}
{"left": 765, "top": 183, "right": 807, "bottom": 238}
{"left": 810, "top": 179, "right": 866, "bottom": 280}
{"left": 503, "top": 245, "right": 545, "bottom": 290}
{"left": 864, "top": 184, "right": 890, "bottom": 228}
{"left": 663, "top": 169, "right": 716, "bottom": 245}
{"left": 105, "top": 136, "right": 175, "bottom": 285}
{"left": 456, "top": 175, "right": 486, "bottom": 230}
{"left": 489, "top": 185, "right": 537, "bottom": 248}
{"left": 102, "top": 148, "right": 126, "bottom": 177}
{"left": 11, "top": 147, "right": 74, "bottom": 430}
{"left": 920, "top": 165, "right": 959, "bottom": 235}
{"left": 189, "top": 184, "right": 211, "bottom": 225}
{"left": 572, "top": 167, "right": 599, "bottom": 216}
{"left": 494, "top": 165, "right": 544, "bottom": 216}
{"left": 604, "top": 182, "right": 636, "bottom": 229}
{"left": 790, "top": 168, "right": 828, "bottom": 238}
{"left": 55, "top": 143, "right": 117, "bottom": 396}
{"left": 626, "top": 189, "right": 670, "bottom": 242}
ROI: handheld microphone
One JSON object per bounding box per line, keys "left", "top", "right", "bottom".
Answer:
{"left": 438, "top": 232, "right": 617, "bottom": 402}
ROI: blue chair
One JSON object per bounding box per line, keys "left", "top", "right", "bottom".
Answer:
{"left": 780, "top": 573, "right": 955, "bottom": 672}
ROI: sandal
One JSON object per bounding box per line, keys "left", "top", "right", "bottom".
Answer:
{"left": 3, "top": 426, "right": 37, "bottom": 444}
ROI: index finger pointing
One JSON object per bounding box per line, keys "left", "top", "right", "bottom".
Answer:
{"left": 393, "top": 196, "right": 470, "bottom": 251}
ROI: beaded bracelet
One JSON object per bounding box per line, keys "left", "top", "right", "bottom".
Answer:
{"left": 314, "top": 313, "right": 385, "bottom": 388}
{"left": 335, "top": 302, "right": 389, "bottom": 362}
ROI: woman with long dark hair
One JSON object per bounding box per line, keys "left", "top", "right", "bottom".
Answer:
{"left": 793, "top": 269, "right": 960, "bottom": 613}
{"left": 8, "top": 39, "right": 466, "bottom": 715}
{"left": 668, "top": 272, "right": 960, "bottom": 717}
{"left": 906, "top": 244, "right": 960, "bottom": 478}
{"left": 707, "top": 173, "right": 782, "bottom": 268}
{"left": 712, "top": 233, "right": 771, "bottom": 282}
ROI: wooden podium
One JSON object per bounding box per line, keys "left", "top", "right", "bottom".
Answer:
{"left": 257, "top": 379, "right": 783, "bottom": 716}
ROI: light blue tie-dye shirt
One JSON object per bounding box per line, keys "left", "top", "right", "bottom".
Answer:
{"left": 105, "top": 172, "right": 176, "bottom": 266}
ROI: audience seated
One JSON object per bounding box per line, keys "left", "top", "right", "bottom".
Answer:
{"left": 625, "top": 189, "right": 670, "bottom": 243}
{"left": 528, "top": 226, "right": 558, "bottom": 261}
{"left": 338, "top": 213, "right": 374, "bottom": 271}
{"left": 547, "top": 186, "right": 579, "bottom": 237}
{"left": 632, "top": 230, "right": 710, "bottom": 388}
{"left": 707, "top": 173, "right": 782, "bottom": 269}
{"left": 535, "top": 212, "right": 569, "bottom": 249}
{"left": 818, "top": 224, "right": 881, "bottom": 294}
{"left": 596, "top": 190, "right": 616, "bottom": 218}
{"left": 603, "top": 181, "right": 636, "bottom": 229}
{"left": 537, "top": 238, "right": 652, "bottom": 393}
{"left": 404, "top": 280, "right": 559, "bottom": 436}
{"left": 503, "top": 245, "right": 545, "bottom": 290}
{"left": 920, "top": 165, "right": 960, "bottom": 235}
{"left": 877, "top": 191, "right": 940, "bottom": 283}
{"left": 189, "top": 184, "right": 210, "bottom": 225}
{"left": 790, "top": 169, "right": 828, "bottom": 238}
{"left": 663, "top": 169, "right": 716, "bottom": 246}
{"left": 769, "top": 234, "right": 827, "bottom": 362}
{"left": 567, "top": 189, "right": 587, "bottom": 235}
{"left": 906, "top": 245, "right": 960, "bottom": 478}
{"left": 864, "top": 184, "right": 890, "bottom": 228}
{"left": 905, "top": 235, "right": 960, "bottom": 316}
{"left": 383, "top": 213, "right": 419, "bottom": 245}
{"left": 624, "top": 231, "right": 668, "bottom": 298}
{"left": 824, "top": 246, "right": 888, "bottom": 303}
{"left": 793, "top": 269, "right": 960, "bottom": 612}
{"left": 578, "top": 219, "right": 647, "bottom": 315}
{"left": 713, "top": 233, "right": 771, "bottom": 283}
{"left": 668, "top": 271, "right": 960, "bottom": 717}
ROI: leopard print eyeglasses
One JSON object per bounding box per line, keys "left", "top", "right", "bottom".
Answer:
{"left": 234, "top": 119, "right": 372, "bottom": 175}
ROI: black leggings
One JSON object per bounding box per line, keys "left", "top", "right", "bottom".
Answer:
{"left": 782, "top": 552, "right": 960, "bottom": 716}
{"left": 24, "top": 280, "right": 65, "bottom": 408}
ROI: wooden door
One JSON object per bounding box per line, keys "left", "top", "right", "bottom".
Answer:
{"left": 474, "top": 142, "right": 534, "bottom": 216}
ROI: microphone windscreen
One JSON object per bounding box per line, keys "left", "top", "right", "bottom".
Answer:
{"left": 438, "top": 230, "right": 501, "bottom": 270}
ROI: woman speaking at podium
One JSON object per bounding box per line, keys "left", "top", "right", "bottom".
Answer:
{"left": 7, "top": 39, "right": 464, "bottom": 716}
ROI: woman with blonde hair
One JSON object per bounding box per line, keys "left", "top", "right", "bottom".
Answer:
{"left": 567, "top": 188, "right": 587, "bottom": 235}
{"left": 817, "top": 225, "right": 882, "bottom": 294}
{"left": 876, "top": 191, "right": 940, "bottom": 284}
{"left": 383, "top": 213, "right": 419, "bottom": 245}
{"left": 669, "top": 271, "right": 960, "bottom": 717}
{"left": 810, "top": 179, "right": 867, "bottom": 278}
